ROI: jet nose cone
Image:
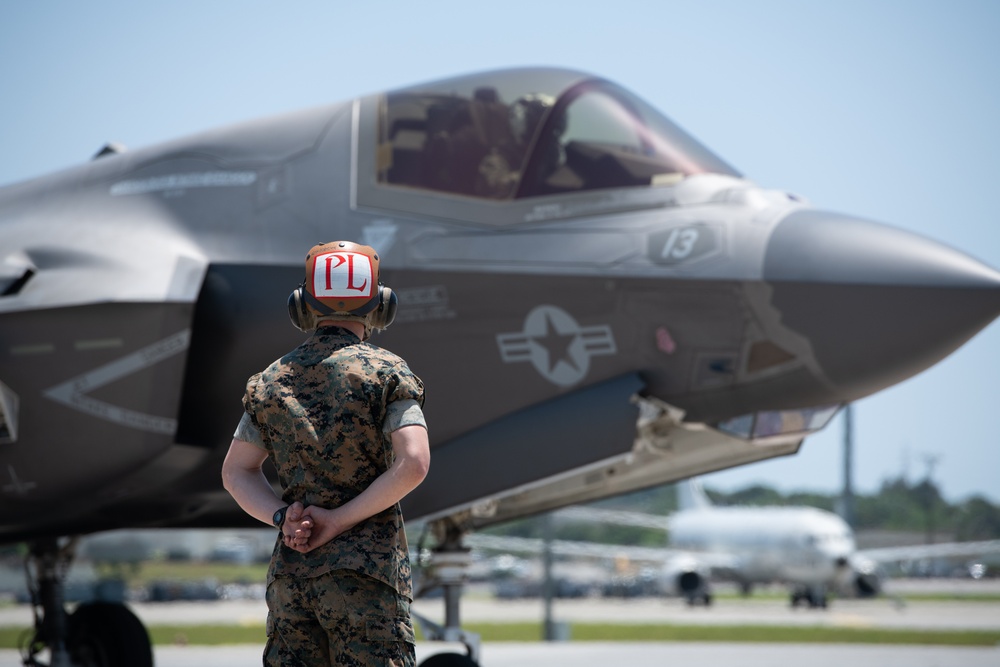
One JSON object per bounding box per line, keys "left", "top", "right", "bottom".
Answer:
{"left": 764, "top": 209, "right": 1000, "bottom": 397}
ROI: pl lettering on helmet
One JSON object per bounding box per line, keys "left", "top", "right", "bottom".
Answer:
{"left": 304, "top": 241, "right": 382, "bottom": 315}
{"left": 311, "top": 251, "right": 375, "bottom": 300}
{"left": 287, "top": 241, "right": 398, "bottom": 336}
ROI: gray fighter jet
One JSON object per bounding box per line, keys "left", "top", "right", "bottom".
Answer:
{"left": 2, "top": 67, "right": 998, "bottom": 666}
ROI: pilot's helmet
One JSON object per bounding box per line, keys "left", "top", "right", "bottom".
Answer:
{"left": 509, "top": 93, "right": 558, "bottom": 146}
{"left": 288, "top": 241, "right": 396, "bottom": 336}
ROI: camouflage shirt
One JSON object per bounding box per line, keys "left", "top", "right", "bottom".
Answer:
{"left": 242, "top": 326, "right": 425, "bottom": 599}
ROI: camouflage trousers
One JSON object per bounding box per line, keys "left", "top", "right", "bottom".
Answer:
{"left": 264, "top": 568, "right": 415, "bottom": 667}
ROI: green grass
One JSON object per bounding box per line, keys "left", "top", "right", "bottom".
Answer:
{"left": 3, "top": 622, "right": 999, "bottom": 648}
{"left": 148, "top": 624, "right": 268, "bottom": 645}
{"left": 117, "top": 560, "right": 270, "bottom": 586}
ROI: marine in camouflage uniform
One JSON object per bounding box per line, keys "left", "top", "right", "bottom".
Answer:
{"left": 222, "top": 241, "right": 429, "bottom": 667}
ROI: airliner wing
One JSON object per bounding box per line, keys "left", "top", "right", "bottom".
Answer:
{"left": 859, "top": 539, "right": 1000, "bottom": 564}
{"left": 465, "top": 533, "right": 671, "bottom": 563}
{"left": 464, "top": 532, "right": 741, "bottom": 572}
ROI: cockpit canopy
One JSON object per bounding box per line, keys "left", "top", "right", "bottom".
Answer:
{"left": 376, "top": 68, "right": 739, "bottom": 201}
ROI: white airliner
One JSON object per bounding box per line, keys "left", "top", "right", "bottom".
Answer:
{"left": 467, "top": 478, "right": 1000, "bottom": 608}
{"left": 645, "top": 479, "right": 873, "bottom": 607}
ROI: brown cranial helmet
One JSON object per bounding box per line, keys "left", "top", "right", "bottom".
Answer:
{"left": 288, "top": 241, "right": 396, "bottom": 336}
{"left": 303, "top": 241, "right": 381, "bottom": 316}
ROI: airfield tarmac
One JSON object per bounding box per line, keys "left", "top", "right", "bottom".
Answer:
{"left": 142, "top": 641, "right": 1000, "bottom": 667}
{"left": 1, "top": 579, "right": 999, "bottom": 666}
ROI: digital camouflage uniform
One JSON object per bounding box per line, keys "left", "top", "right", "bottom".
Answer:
{"left": 240, "top": 326, "right": 424, "bottom": 666}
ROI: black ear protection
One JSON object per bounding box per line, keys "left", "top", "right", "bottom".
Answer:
{"left": 287, "top": 283, "right": 311, "bottom": 333}
{"left": 370, "top": 285, "right": 397, "bottom": 331}
{"left": 287, "top": 282, "right": 397, "bottom": 334}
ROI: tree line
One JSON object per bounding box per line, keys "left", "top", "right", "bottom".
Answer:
{"left": 705, "top": 476, "right": 1000, "bottom": 542}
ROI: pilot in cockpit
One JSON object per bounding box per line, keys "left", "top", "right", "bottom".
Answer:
{"left": 506, "top": 93, "right": 566, "bottom": 196}
{"left": 425, "top": 87, "right": 565, "bottom": 199}
{"left": 473, "top": 91, "right": 565, "bottom": 199}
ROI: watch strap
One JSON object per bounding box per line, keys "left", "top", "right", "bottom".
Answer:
{"left": 273, "top": 505, "right": 289, "bottom": 529}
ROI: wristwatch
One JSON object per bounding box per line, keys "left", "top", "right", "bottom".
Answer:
{"left": 272, "top": 505, "right": 289, "bottom": 529}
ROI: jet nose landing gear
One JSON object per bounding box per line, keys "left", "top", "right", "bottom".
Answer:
{"left": 412, "top": 521, "right": 482, "bottom": 667}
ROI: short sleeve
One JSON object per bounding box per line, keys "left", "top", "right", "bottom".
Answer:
{"left": 238, "top": 372, "right": 267, "bottom": 449}
{"left": 382, "top": 399, "right": 427, "bottom": 435}
{"left": 384, "top": 361, "right": 425, "bottom": 408}
{"left": 233, "top": 411, "right": 265, "bottom": 449}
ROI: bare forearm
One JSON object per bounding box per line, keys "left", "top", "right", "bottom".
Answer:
{"left": 326, "top": 457, "right": 428, "bottom": 533}
{"left": 221, "top": 440, "right": 284, "bottom": 526}
{"left": 224, "top": 468, "right": 283, "bottom": 525}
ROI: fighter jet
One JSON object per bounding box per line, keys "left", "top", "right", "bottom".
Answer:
{"left": 1, "top": 67, "right": 998, "bottom": 666}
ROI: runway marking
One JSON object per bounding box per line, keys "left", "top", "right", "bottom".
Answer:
{"left": 43, "top": 330, "right": 190, "bottom": 435}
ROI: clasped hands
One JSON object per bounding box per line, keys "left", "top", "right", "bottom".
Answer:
{"left": 280, "top": 501, "right": 340, "bottom": 553}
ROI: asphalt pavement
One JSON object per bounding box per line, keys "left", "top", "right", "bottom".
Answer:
{"left": 142, "top": 642, "right": 1000, "bottom": 667}
{"left": 1, "top": 579, "right": 999, "bottom": 667}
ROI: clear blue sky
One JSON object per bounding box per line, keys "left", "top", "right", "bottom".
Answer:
{"left": 2, "top": 1, "right": 998, "bottom": 503}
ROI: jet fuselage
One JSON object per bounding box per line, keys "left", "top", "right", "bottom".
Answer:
{"left": 1, "top": 68, "right": 998, "bottom": 542}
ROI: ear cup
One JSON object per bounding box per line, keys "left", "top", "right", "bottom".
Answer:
{"left": 287, "top": 286, "right": 309, "bottom": 332}
{"left": 371, "top": 286, "right": 397, "bottom": 331}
